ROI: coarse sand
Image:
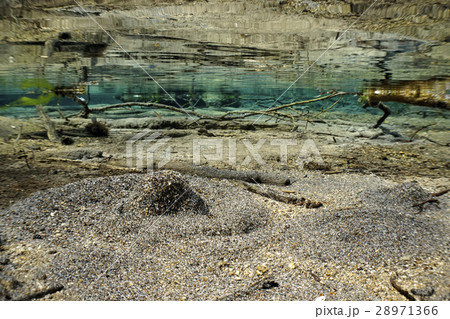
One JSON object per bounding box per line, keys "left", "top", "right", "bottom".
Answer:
{"left": 1, "top": 171, "right": 448, "bottom": 300}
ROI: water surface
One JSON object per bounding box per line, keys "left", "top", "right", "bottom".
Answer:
{"left": 0, "top": 7, "right": 449, "bottom": 122}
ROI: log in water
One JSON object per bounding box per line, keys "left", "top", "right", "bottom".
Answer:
{"left": 365, "top": 78, "right": 449, "bottom": 110}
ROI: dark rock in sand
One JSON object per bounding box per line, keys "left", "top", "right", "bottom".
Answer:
{"left": 411, "top": 287, "right": 435, "bottom": 297}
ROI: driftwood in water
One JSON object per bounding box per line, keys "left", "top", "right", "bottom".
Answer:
{"left": 52, "top": 83, "right": 93, "bottom": 118}
{"left": 365, "top": 78, "right": 449, "bottom": 110}
{"left": 74, "top": 79, "right": 448, "bottom": 130}
{"left": 36, "top": 104, "right": 61, "bottom": 143}
{"left": 240, "top": 181, "right": 303, "bottom": 204}
{"left": 82, "top": 92, "right": 349, "bottom": 129}
{"left": 45, "top": 156, "right": 291, "bottom": 186}
{"left": 91, "top": 102, "right": 203, "bottom": 118}
{"left": 240, "top": 182, "right": 323, "bottom": 208}
{"left": 363, "top": 78, "right": 449, "bottom": 128}
{"left": 363, "top": 101, "right": 391, "bottom": 128}
{"left": 166, "top": 163, "right": 292, "bottom": 186}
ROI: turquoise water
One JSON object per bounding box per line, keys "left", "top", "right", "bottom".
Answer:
{"left": 0, "top": 34, "right": 449, "bottom": 120}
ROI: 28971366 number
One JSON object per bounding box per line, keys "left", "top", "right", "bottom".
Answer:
{"left": 376, "top": 306, "right": 438, "bottom": 316}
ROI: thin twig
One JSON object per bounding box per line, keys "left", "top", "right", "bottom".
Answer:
{"left": 431, "top": 189, "right": 449, "bottom": 197}
{"left": 85, "top": 93, "right": 350, "bottom": 125}
{"left": 412, "top": 188, "right": 449, "bottom": 208}
{"left": 412, "top": 198, "right": 439, "bottom": 208}
{"left": 240, "top": 181, "right": 305, "bottom": 205}
{"left": 421, "top": 136, "right": 449, "bottom": 147}
{"left": 91, "top": 102, "right": 205, "bottom": 118}
{"left": 309, "top": 95, "right": 342, "bottom": 120}
{"left": 409, "top": 123, "right": 436, "bottom": 140}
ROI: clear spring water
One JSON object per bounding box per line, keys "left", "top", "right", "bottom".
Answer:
{"left": 0, "top": 31, "right": 449, "bottom": 121}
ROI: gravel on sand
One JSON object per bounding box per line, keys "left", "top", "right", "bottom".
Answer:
{"left": 1, "top": 171, "right": 448, "bottom": 300}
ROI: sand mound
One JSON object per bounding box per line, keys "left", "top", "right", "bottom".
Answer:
{"left": 1, "top": 172, "right": 448, "bottom": 300}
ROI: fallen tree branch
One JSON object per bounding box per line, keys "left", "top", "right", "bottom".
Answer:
{"left": 373, "top": 102, "right": 391, "bottom": 128}
{"left": 390, "top": 274, "right": 416, "bottom": 301}
{"left": 45, "top": 157, "right": 292, "bottom": 186}
{"left": 363, "top": 101, "right": 391, "bottom": 128}
{"left": 265, "top": 92, "right": 349, "bottom": 112}
{"left": 421, "top": 136, "right": 449, "bottom": 147}
{"left": 83, "top": 93, "right": 352, "bottom": 129}
{"left": 431, "top": 189, "right": 449, "bottom": 197}
{"left": 240, "top": 182, "right": 305, "bottom": 204}
{"left": 409, "top": 123, "right": 436, "bottom": 140}
{"left": 15, "top": 284, "right": 64, "bottom": 301}
{"left": 240, "top": 182, "right": 323, "bottom": 208}
{"left": 412, "top": 198, "right": 439, "bottom": 208}
{"left": 85, "top": 85, "right": 444, "bottom": 130}
{"left": 167, "top": 163, "right": 292, "bottom": 186}
{"left": 36, "top": 104, "right": 61, "bottom": 143}
{"left": 365, "top": 78, "right": 450, "bottom": 110}
{"left": 216, "top": 92, "right": 349, "bottom": 122}
{"left": 412, "top": 188, "right": 449, "bottom": 208}
{"left": 308, "top": 95, "right": 343, "bottom": 120}
{"left": 90, "top": 102, "right": 205, "bottom": 118}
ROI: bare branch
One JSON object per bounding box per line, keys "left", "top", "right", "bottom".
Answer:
{"left": 79, "top": 92, "right": 353, "bottom": 129}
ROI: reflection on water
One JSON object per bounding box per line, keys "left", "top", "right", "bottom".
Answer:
{"left": 0, "top": 11, "right": 449, "bottom": 121}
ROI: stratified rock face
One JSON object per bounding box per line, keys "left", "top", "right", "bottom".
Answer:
{"left": 2, "top": 0, "right": 449, "bottom": 41}
{"left": 1, "top": 0, "right": 448, "bottom": 56}
{"left": 284, "top": 0, "right": 450, "bottom": 20}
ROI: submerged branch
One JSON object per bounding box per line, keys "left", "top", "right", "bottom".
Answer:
{"left": 369, "top": 102, "right": 391, "bottom": 128}
{"left": 390, "top": 274, "right": 416, "bottom": 301}
{"left": 71, "top": 79, "right": 448, "bottom": 130}
{"left": 91, "top": 102, "right": 205, "bottom": 119}
{"left": 15, "top": 284, "right": 64, "bottom": 301}
{"left": 36, "top": 104, "right": 61, "bottom": 143}
{"left": 87, "top": 92, "right": 351, "bottom": 129}
{"left": 239, "top": 182, "right": 305, "bottom": 205}
{"left": 365, "top": 78, "right": 450, "bottom": 110}
{"left": 166, "top": 163, "right": 292, "bottom": 186}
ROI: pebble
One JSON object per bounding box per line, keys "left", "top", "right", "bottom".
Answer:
{"left": 411, "top": 287, "right": 435, "bottom": 297}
